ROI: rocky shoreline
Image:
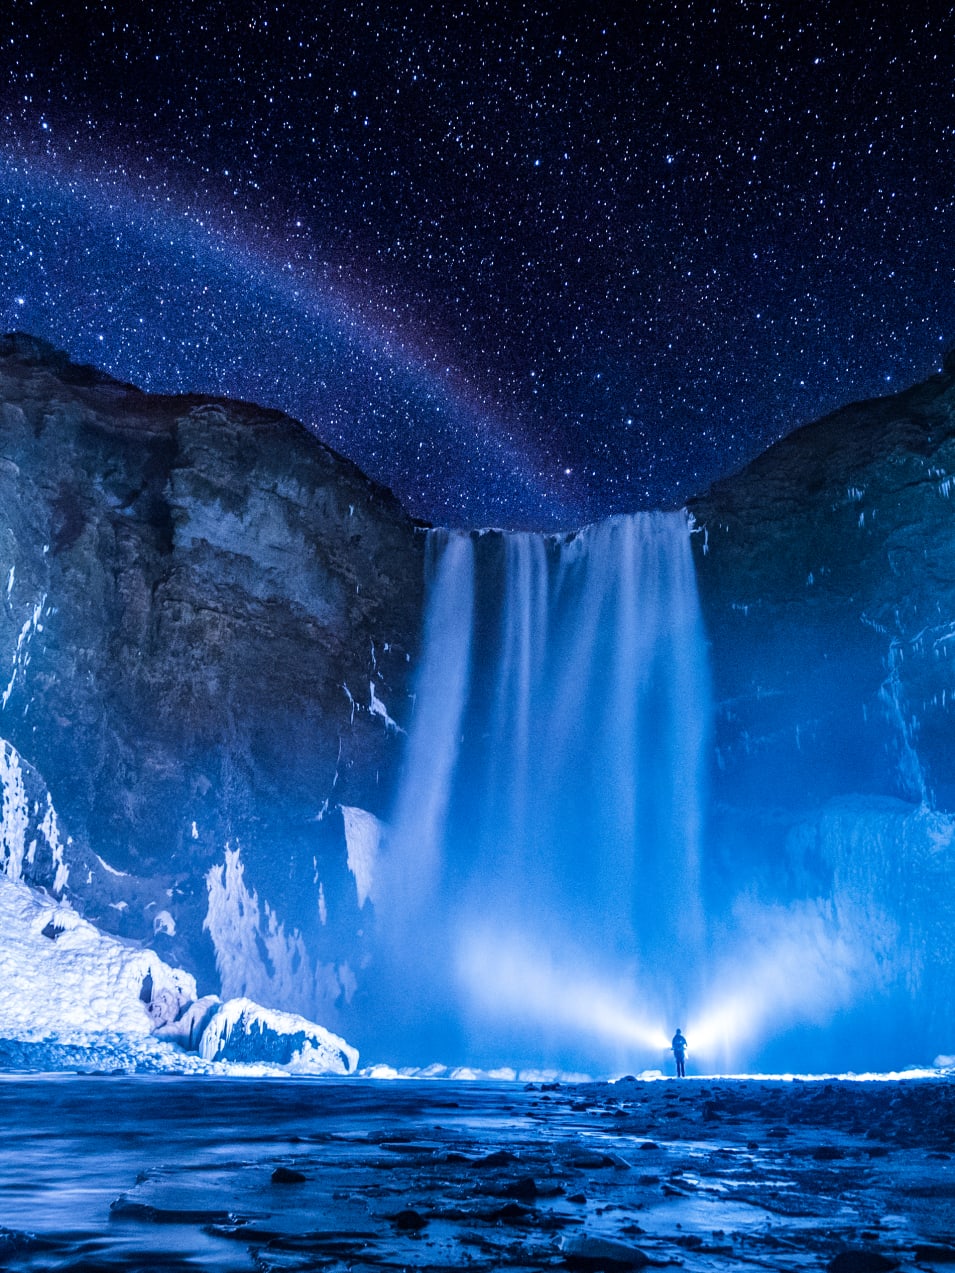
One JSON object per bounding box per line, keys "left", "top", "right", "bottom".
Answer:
{"left": 0, "top": 1075, "right": 953, "bottom": 1271}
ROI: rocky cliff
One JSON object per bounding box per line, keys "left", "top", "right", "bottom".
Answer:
{"left": 0, "top": 333, "right": 424, "bottom": 1035}
{"left": 4, "top": 330, "right": 955, "bottom": 1068}
{"left": 689, "top": 350, "right": 955, "bottom": 809}
{"left": 687, "top": 350, "right": 955, "bottom": 1063}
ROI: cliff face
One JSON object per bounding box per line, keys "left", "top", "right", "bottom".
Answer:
{"left": 689, "top": 351, "right": 955, "bottom": 810}
{"left": 0, "top": 334, "right": 424, "bottom": 1030}
{"left": 687, "top": 352, "right": 955, "bottom": 1059}
{"left": 4, "top": 330, "right": 955, "bottom": 1066}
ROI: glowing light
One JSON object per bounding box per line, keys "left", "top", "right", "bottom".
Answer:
{"left": 683, "top": 897, "right": 894, "bottom": 1067}
{"left": 455, "top": 893, "right": 894, "bottom": 1073}
{"left": 456, "top": 927, "right": 671, "bottom": 1054}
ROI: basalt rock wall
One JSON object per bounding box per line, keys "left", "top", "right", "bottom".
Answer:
{"left": 0, "top": 333, "right": 424, "bottom": 1030}
{"left": 687, "top": 352, "right": 955, "bottom": 1059}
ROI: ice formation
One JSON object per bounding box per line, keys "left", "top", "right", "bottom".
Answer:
{"left": 0, "top": 867, "right": 194, "bottom": 1043}
{"left": 204, "top": 842, "right": 318, "bottom": 1015}
{"left": 341, "top": 805, "right": 383, "bottom": 909}
{"left": 0, "top": 865, "right": 359, "bottom": 1075}
{"left": 0, "top": 749, "right": 360, "bottom": 1074}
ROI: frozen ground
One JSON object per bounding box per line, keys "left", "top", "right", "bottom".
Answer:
{"left": 0, "top": 1075, "right": 952, "bottom": 1270}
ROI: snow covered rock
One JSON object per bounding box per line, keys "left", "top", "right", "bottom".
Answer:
{"left": 151, "top": 994, "right": 221, "bottom": 1051}
{"left": 199, "top": 997, "right": 358, "bottom": 1074}
{"left": 0, "top": 867, "right": 359, "bottom": 1075}
{"left": 0, "top": 869, "right": 194, "bottom": 1042}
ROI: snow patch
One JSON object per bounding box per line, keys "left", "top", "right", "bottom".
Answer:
{"left": 0, "top": 865, "right": 359, "bottom": 1075}
{"left": 342, "top": 682, "right": 356, "bottom": 723}
{"left": 2, "top": 596, "right": 45, "bottom": 710}
{"left": 0, "top": 741, "right": 68, "bottom": 894}
{"left": 356, "top": 1061, "right": 588, "bottom": 1083}
{"left": 369, "top": 681, "right": 404, "bottom": 733}
{"left": 0, "top": 740, "right": 29, "bottom": 882}
{"left": 341, "top": 806, "right": 383, "bottom": 908}
{"left": 94, "top": 853, "right": 129, "bottom": 878}
{"left": 39, "top": 795, "right": 68, "bottom": 894}
{"left": 153, "top": 910, "right": 176, "bottom": 936}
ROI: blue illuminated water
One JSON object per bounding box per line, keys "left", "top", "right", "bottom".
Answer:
{"left": 379, "top": 513, "right": 710, "bottom": 1070}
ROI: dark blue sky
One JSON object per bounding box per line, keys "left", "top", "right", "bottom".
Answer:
{"left": 1, "top": 1, "right": 953, "bottom": 528}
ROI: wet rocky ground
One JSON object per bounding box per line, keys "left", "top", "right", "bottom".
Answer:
{"left": 0, "top": 1074, "right": 953, "bottom": 1271}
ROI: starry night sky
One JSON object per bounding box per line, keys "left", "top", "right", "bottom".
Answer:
{"left": 2, "top": 2, "right": 954, "bottom": 529}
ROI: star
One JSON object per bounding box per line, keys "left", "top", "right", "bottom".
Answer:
{"left": 0, "top": 3, "right": 952, "bottom": 529}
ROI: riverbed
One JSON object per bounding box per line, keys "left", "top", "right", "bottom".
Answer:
{"left": 0, "top": 1073, "right": 953, "bottom": 1270}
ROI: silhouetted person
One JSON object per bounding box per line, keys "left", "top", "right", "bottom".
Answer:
{"left": 671, "top": 1029, "right": 687, "bottom": 1078}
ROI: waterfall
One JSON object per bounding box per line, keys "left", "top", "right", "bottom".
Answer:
{"left": 380, "top": 511, "right": 711, "bottom": 1069}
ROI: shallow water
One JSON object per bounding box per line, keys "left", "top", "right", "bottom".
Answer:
{"left": 0, "top": 1074, "right": 953, "bottom": 1270}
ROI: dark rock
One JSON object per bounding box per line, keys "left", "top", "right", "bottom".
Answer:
{"left": 914, "top": 1245, "right": 955, "bottom": 1263}
{"left": 569, "top": 1150, "right": 617, "bottom": 1168}
{"left": 487, "top": 1201, "right": 535, "bottom": 1225}
{"left": 561, "top": 1233, "right": 655, "bottom": 1267}
{"left": 502, "top": 1176, "right": 538, "bottom": 1200}
{"left": 826, "top": 1251, "right": 899, "bottom": 1273}
{"left": 270, "top": 1166, "right": 307, "bottom": 1184}
{"left": 109, "top": 1198, "right": 234, "bottom": 1224}
{"left": 392, "top": 1209, "right": 428, "bottom": 1231}
{"left": 0, "top": 1228, "right": 53, "bottom": 1257}
{"left": 812, "top": 1145, "right": 844, "bottom": 1160}
{"left": 478, "top": 1148, "right": 518, "bottom": 1167}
